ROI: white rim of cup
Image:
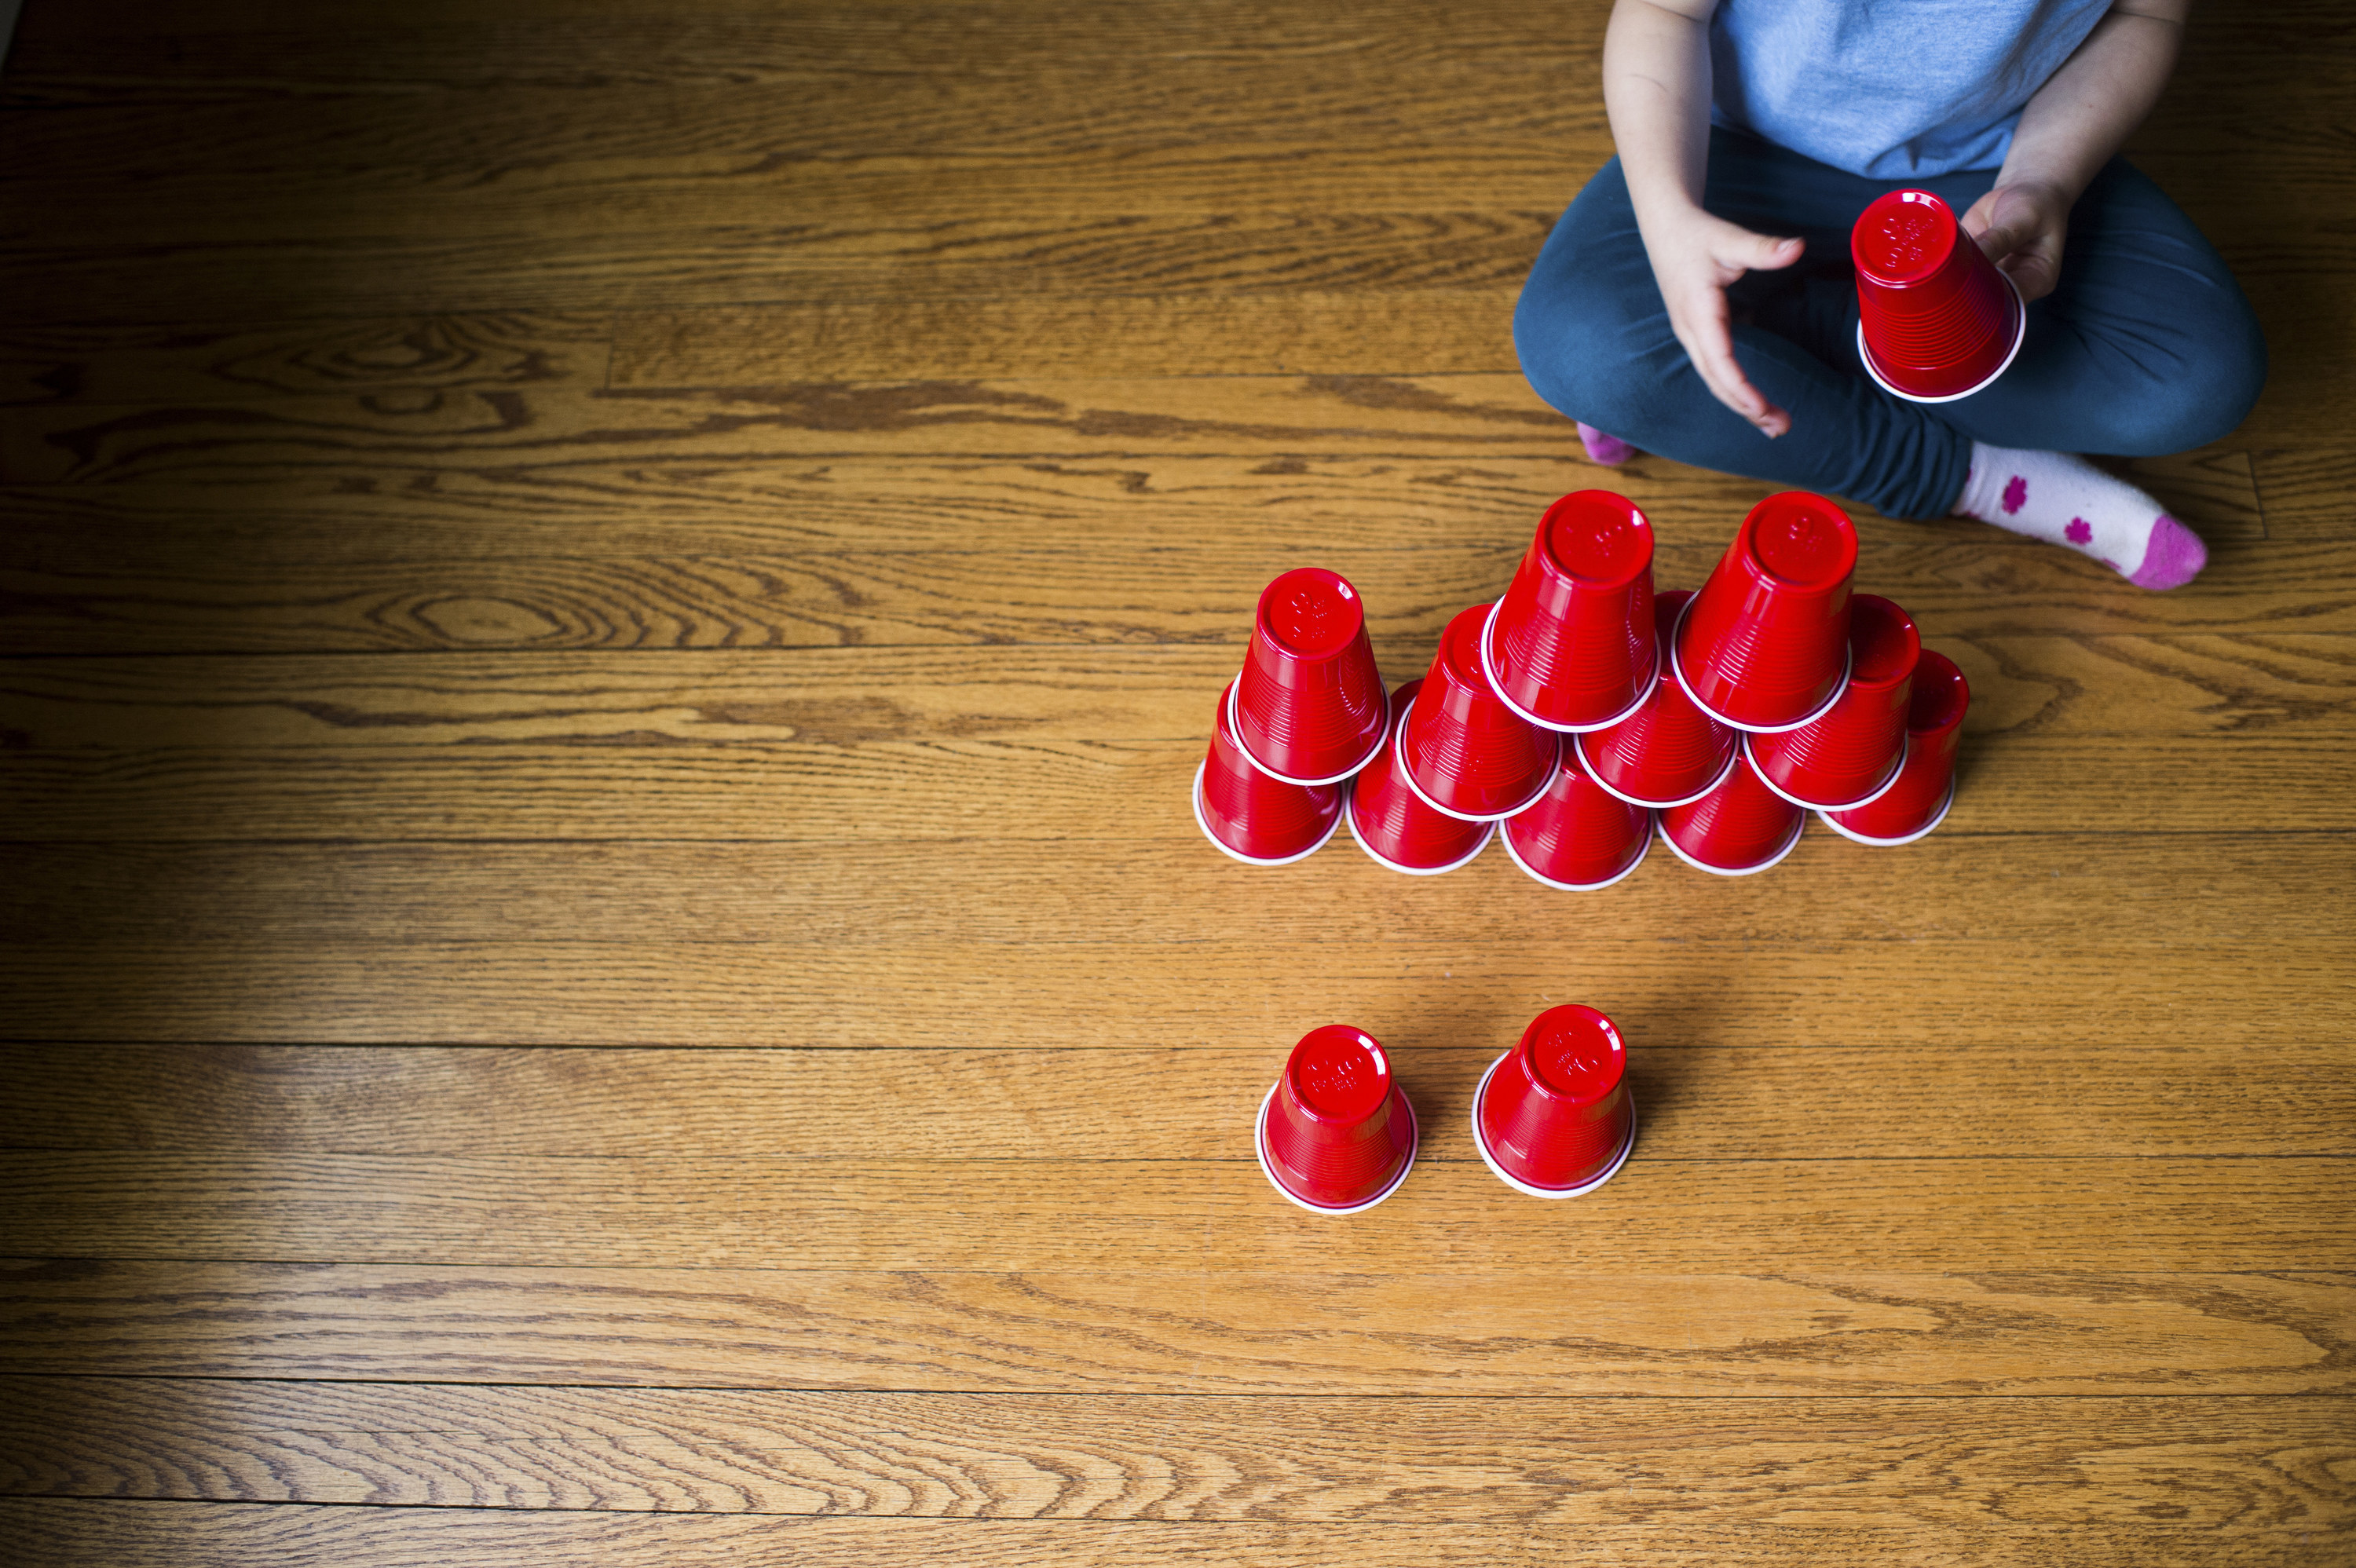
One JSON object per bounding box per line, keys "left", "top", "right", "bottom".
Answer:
{"left": 1655, "top": 795, "right": 1808, "bottom": 878}
{"left": 1498, "top": 808, "right": 1654, "bottom": 892}
{"left": 1573, "top": 729, "right": 1742, "bottom": 811}
{"left": 1192, "top": 759, "right": 1345, "bottom": 868}
{"left": 1668, "top": 592, "right": 1853, "bottom": 736}
{"left": 1227, "top": 679, "right": 1392, "bottom": 788}
{"left": 1344, "top": 783, "right": 1494, "bottom": 875}
{"left": 1856, "top": 268, "right": 2029, "bottom": 405}
{"left": 1469, "top": 1051, "right": 1637, "bottom": 1200}
{"left": 1817, "top": 775, "right": 1958, "bottom": 846}
{"left": 1479, "top": 598, "right": 1661, "bottom": 735}
{"left": 1255, "top": 1080, "right": 1419, "bottom": 1215}
{"left": 1743, "top": 730, "right": 1912, "bottom": 813}
{"left": 1393, "top": 694, "right": 1564, "bottom": 824}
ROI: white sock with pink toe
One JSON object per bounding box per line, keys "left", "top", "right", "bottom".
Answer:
{"left": 1952, "top": 443, "right": 2208, "bottom": 590}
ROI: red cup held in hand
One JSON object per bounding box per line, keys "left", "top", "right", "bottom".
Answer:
{"left": 1853, "top": 188, "right": 2027, "bottom": 404}
{"left": 1472, "top": 1005, "right": 1637, "bottom": 1198}
{"left": 1674, "top": 492, "right": 1858, "bottom": 733}
{"left": 1575, "top": 588, "right": 1741, "bottom": 809}
{"left": 1399, "top": 605, "right": 1562, "bottom": 821}
{"left": 1658, "top": 751, "right": 1805, "bottom": 877}
{"left": 1747, "top": 594, "right": 1919, "bottom": 811}
{"left": 1230, "top": 567, "right": 1389, "bottom": 786}
{"left": 1822, "top": 648, "right": 1971, "bottom": 846}
{"left": 1348, "top": 679, "right": 1493, "bottom": 875}
{"left": 1480, "top": 490, "right": 1659, "bottom": 732}
{"left": 1256, "top": 1024, "right": 1418, "bottom": 1215}
{"left": 1194, "top": 682, "right": 1345, "bottom": 866}
{"left": 1500, "top": 745, "right": 1652, "bottom": 892}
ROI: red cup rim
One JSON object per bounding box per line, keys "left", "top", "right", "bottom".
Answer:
{"left": 1228, "top": 678, "right": 1391, "bottom": 787}
{"left": 1344, "top": 786, "right": 1493, "bottom": 875}
{"left": 1255, "top": 1080, "right": 1419, "bottom": 1214}
{"left": 1573, "top": 729, "right": 1742, "bottom": 810}
{"left": 1500, "top": 809, "right": 1652, "bottom": 891}
{"left": 1846, "top": 595, "right": 1922, "bottom": 691}
{"left": 1818, "top": 774, "right": 1958, "bottom": 846}
{"left": 1742, "top": 729, "right": 1911, "bottom": 813}
{"left": 1668, "top": 592, "right": 1853, "bottom": 734}
{"left": 1395, "top": 703, "right": 1560, "bottom": 823}
{"left": 1480, "top": 598, "right": 1660, "bottom": 735}
{"left": 1656, "top": 799, "right": 1806, "bottom": 877}
{"left": 1856, "top": 269, "right": 2026, "bottom": 404}
{"left": 1908, "top": 650, "right": 1972, "bottom": 734}
{"left": 1469, "top": 1052, "right": 1637, "bottom": 1198}
{"left": 1194, "top": 758, "right": 1344, "bottom": 867}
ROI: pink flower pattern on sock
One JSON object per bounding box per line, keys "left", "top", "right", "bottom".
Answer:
{"left": 2065, "top": 517, "right": 2092, "bottom": 545}
{"left": 2002, "top": 476, "right": 2028, "bottom": 514}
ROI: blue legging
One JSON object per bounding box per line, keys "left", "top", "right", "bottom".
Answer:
{"left": 1513, "top": 128, "right": 2268, "bottom": 521}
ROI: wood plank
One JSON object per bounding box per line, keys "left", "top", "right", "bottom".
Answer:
{"left": 0, "top": 314, "right": 609, "bottom": 407}
{"left": 2255, "top": 448, "right": 2356, "bottom": 541}
{"left": 3, "top": 1151, "right": 2347, "bottom": 1271}
{"left": 5, "top": 934, "right": 2343, "bottom": 1047}
{"left": 2, "top": 1259, "right": 2348, "bottom": 1397}
{"left": 5, "top": 1497, "right": 2335, "bottom": 1568}
{"left": 5, "top": 1379, "right": 2352, "bottom": 1533}
{"left": 6, "top": 1043, "right": 2346, "bottom": 1160}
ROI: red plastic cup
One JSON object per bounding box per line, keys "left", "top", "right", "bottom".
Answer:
{"left": 1194, "top": 682, "right": 1345, "bottom": 866}
{"left": 1256, "top": 1024, "right": 1418, "bottom": 1214}
{"left": 1230, "top": 568, "right": 1389, "bottom": 786}
{"left": 1501, "top": 745, "right": 1652, "bottom": 892}
{"left": 1673, "top": 492, "right": 1857, "bottom": 733}
{"left": 1348, "top": 679, "right": 1493, "bottom": 875}
{"left": 1472, "top": 1005, "right": 1636, "bottom": 1198}
{"left": 1746, "top": 594, "right": 1919, "bottom": 811}
{"left": 1398, "top": 604, "right": 1562, "bottom": 822}
{"left": 1822, "top": 649, "right": 1970, "bottom": 846}
{"left": 1658, "top": 751, "right": 1805, "bottom": 877}
{"left": 1575, "top": 588, "right": 1741, "bottom": 809}
{"left": 1853, "top": 188, "right": 2026, "bottom": 404}
{"left": 1480, "top": 490, "right": 1659, "bottom": 732}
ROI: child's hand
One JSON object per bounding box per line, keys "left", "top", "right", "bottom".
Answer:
{"left": 1963, "top": 180, "right": 2070, "bottom": 302}
{"left": 1644, "top": 208, "right": 1804, "bottom": 437}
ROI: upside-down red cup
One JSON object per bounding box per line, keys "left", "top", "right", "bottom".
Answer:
{"left": 1229, "top": 567, "right": 1389, "bottom": 786}
{"left": 1399, "top": 605, "right": 1562, "bottom": 822}
{"left": 1822, "top": 649, "right": 1970, "bottom": 846}
{"left": 1348, "top": 679, "right": 1493, "bottom": 875}
{"left": 1501, "top": 745, "right": 1653, "bottom": 892}
{"left": 1480, "top": 490, "right": 1658, "bottom": 732}
{"left": 1747, "top": 594, "right": 1919, "bottom": 811}
{"left": 1674, "top": 492, "right": 1857, "bottom": 732}
{"left": 1853, "top": 188, "right": 2026, "bottom": 404}
{"left": 1659, "top": 751, "right": 1805, "bottom": 876}
{"left": 1472, "top": 1005, "right": 1636, "bottom": 1198}
{"left": 1194, "top": 682, "right": 1345, "bottom": 866}
{"left": 1575, "top": 589, "right": 1740, "bottom": 809}
{"left": 1256, "top": 1024, "right": 1418, "bottom": 1214}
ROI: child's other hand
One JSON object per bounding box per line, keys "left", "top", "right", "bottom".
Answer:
{"left": 1963, "top": 181, "right": 2070, "bottom": 302}
{"left": 1645, "top": 209, "right": 1803, "bottom": 437}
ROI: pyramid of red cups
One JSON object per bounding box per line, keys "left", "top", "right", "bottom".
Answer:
{"left": 1195, "top": 488, "right": 1976, "bottom": 1212}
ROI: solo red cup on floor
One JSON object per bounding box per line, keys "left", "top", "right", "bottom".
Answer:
{"left": 1747, "top": 594, "right": 1919, "bottom": 811}
{"left": 1822, "top": 648, "right": 1971, "bottom": 846}
{"left": 1348, "top": 678, "right": 1493, "bottom": 875}
{"left": 1575, "top": 588, "right": 1740, "bottom": 809}
{"left": 1230, "top": 567, "right": 1389, "bottom": 786}
{"left": 1472, "top": 1004, "right": 1636, "bottom": 1198}
{"left": 1853, "top": 188, "right": 2026, "bottom": 403}
{"left": 1256, "top": 1024, "right": 1418, "bottom": 1215}
{"left": 1658, "top": 751, "right": 1805, "bottom": 877}
{"left": 1194, "top": 682, "right": 1345, "bottom": 866}
{"left": 1673, "top": 492, "right": 1857, "bottom": 733}
{"left": 1501, "top": 744, "right": 1653, "bottom": 892}
{"left": 1399, "top": 604, "right": 1562, "bottom": 822}
{"left": 1480, "top": 490, "right": 1659, "bottom": 732}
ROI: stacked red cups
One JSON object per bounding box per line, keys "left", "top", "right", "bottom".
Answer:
{"left": 1747, "top": 594, "right": 1919, "bottom": 812}
{"left": 1822, "top": 649, "right": 1971, "bottom": 846}
{"left": 1398, "top": 605, "right": 1561, "bottom": 823}
{"left": 1349, "top": 680, "right": 1494, "bottom": 875}
{"left": 1853, "top": 188, "right": 2026, "bottom": 404}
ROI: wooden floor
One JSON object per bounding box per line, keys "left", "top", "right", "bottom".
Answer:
{"left": 2, "top": 2, "right": 2351, "bottom": 1563}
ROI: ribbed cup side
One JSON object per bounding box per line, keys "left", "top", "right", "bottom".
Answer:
{"left": 1404, "top": 607, "right": 1558, "bottom": 813}
{"left": 1265, "top": 1084, "right": 1409, "bottom": 1204}
{"left": 1679, "top": 500, "right": 1855, "bottom": 722}
{"left": 1663, "top": 755, "right": 1801, "bottom": 867}
{"left": 1205, "top": 694, "right": 1341, "bottom": 857}
{"left": 1751, "top": 681, "right": 1908, "bottom": 802}
{"left": 1481, "top": 1053, "right": 1630, "bottom": 1189}
{"left": 1830, "top": 652, "right": 1969, "bottom": 836}
{"left": 1583, "top": 677, "right": 1737, "bottom": 801}
{"left": 1506, "top": 758, "right": 1648, "bottom": 885}
{"left": 1235, "top": 621, "right": 1387, "bottom": 775}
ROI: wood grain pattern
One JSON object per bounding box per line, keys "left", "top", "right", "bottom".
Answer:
{"left": 7, "top": 1378, "right": 2353, "bottom": 1531}
{"left": 3, "top": 1260, "right": 2349, "bottom": 1397}
{"left": 6, "top": 1043, "right": 2347, "bottom": 1160}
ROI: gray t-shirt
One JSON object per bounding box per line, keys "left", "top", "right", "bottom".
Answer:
{"left": 1709, "top": 0, "right": 2114, "bottom": 178}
